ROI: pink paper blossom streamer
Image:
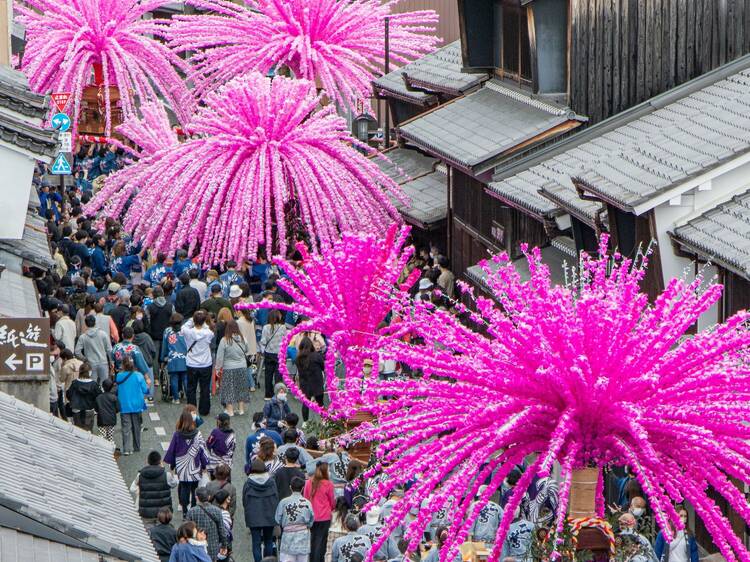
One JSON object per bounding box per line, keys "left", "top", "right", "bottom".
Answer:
{"left": 84, "top": 73, "right": 407, "bottom": 265}
{"left": 15, "top": 0, "right": 193, "bottom": 135}
{"left": 251, "top": 232, "right": 750, "bottom": 562}
{"left": 237, "top": 225, "right": 419, "bottom": 415}
{"left": 168, "top": 0, "right": 440, "bottom": 108}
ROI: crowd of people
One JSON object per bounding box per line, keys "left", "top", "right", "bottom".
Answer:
{"left": 34, "top": 146, "right": 697, "bottom": 562}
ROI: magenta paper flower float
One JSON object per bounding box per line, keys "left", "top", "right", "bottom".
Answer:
{"left": 84, "top": 73, "right": 407, "bottom": 265}
{"left": 168, "top": 0, "right": 440, "bottom": 107}
{"left": 236, "top": 225, "right": 420, "bottom": 416}
{"left": 15, "top": 0, "right": 193, "bottom": 134}
{"left": 314, "top": 236, "right": 750, "bottom": 562}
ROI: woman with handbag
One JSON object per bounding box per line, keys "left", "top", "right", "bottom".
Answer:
{"left": 259, "top": 310, "right": 287, "bottom": 399}
{"left": 215, "top": 320, "right": 251, "bottom": 416}
{"left": 164, "top": 408, "right": 209, "bottom": 517}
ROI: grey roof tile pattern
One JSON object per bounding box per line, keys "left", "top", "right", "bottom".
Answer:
{"left": 399, "top": 80, "right": 581, "bottom": 171}
{"left": 0, "top": 528, "right": 128, "bottom": 562}
{"left": 373, "top": 42, "right": 488, "bottom": 102}
{"left": 0, "top": 65, "right": 48, "bottom": 120}
{"left": 487, "top": 171, "right": 559, "bottom": 217}
{"left": 0, "top": 211, "right": 54, "bottom": 270}
{"left": 398, "top": 168, "right": 447, "bottom": 225}
{"left": 0, "top": 392, "right": 159, "bottom": 562}
{"left": 672, "top": 189, "right": 750, "bottom": 278}
{"left": 574, "top": 68, "right": 750, "bottom": 210}
{"left": 0, "top": 110, "right": 58, "bottom": 158}
{"left": 373, "top": 147, "right": 437, "bottom": 184}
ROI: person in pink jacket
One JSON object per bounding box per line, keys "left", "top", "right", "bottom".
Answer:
{"left": 304, "top": 462, "right": 336, "bottom": 562}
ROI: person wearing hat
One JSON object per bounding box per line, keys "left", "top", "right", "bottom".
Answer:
{"left": 220, "top": 260, "right": 243, "bottom": 299}
{"left": 275, "top": 476, "right": 315, "bottom": 562}
{"left": 359, "top": 506, "right": 399, "bottom": 561}
{"left": 243, "top": 459, "right": 280, "bottom": 562}
{"left": 417, "top": 277, "right": 434, "bottom": 301}
{"left": 263, "top": 382, "right": 292, "bottom": 433}
{"left": 330, "top": 514, "right": 371, "bottom": 562}
{"left": 228, "top": 284, "right": 243, "bottom": 301}
{"left": 200, "top": 283, "right": 233, "bottom": 317}
{"left": 469, "top": 485, "right": 503, "bottom": 546}
{"left": 206, "top": 413, "right": 236, "bottom": 475}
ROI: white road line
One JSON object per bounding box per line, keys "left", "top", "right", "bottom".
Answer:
{"left": 161, "top": 441, "right": 171, "bottom": 451}
{"left": 149, "top": 412, "right": 160, "bottom": 421}
{"left": 155, "top": 426, "right": 166, "bottom": 436}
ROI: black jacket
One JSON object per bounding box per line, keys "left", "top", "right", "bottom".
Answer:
{"left": 298, "top": 351, "right": 325, "bottom": 397}
{"left": 147, "top": 299, "right": 173, "bottom": 342}
{"left": 110, "top": 304, "right": 131, "bottom": 336}
{"left": 95, "top": 391, "right": 119, "bottom": 426}
{"left": 175, "top": 286, "right": 201, "bottom": 319}
{"left": 66, "top": 379, "right": 101, "bottom": 412}
{"left": 243, "top": 475, "right": 279, "bottom": 528}
{"left": 138, "top": 465, "right": 173, "bottom": 519}
{"left": 274, "top": 466, "right": 305, "bottom": 500}
{"left": 148, "top": 523, "right": 177, "bottom": 562}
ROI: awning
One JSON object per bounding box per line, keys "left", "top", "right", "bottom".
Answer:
{"left": 398, "top": 80, "right": 585, "bottom": 175}
{"left": 373, "top": 41, "right": 487, "bottom": 103}
{"left": 465, "top": 238, "right": 575, "bottom": 292}
{"left": 671, "top": 188, "right": 750, "bottom": 280}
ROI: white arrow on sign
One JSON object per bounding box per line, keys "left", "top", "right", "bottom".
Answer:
{"left": 4, "top": 353, "right": 22, "bottom": 371}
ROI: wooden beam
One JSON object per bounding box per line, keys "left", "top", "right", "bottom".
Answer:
{"left": 0, "top": 0, "right": 10, "bottom": 67}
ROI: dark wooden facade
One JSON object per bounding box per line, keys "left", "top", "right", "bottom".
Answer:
{"left": 720, "top": 270, "right": 750, "bottom": 321}
{"left": 458, "top": 0, "right": 750, "bottom": 123}
{"left": 570, "top": 0, "right": 750, "bottom": 123}
{"left": 450, "top": 169, "right": 548, "bottom": 273}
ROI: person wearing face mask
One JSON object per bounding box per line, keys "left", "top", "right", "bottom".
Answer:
{"left": 263, "top": 382, "right": 292, "bottom": 433}
{"left": 654, "top": 508, "right": 698, "bottom": 562}
{"left": 165, "top": 408, "right": 209, "bottom": 518}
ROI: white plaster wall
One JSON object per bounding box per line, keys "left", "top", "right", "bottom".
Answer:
{"left": 0, "top": 143, "right": 34, "bottom": 239}
{"left": 651, "top": 160, "right": 750, "bottom": 329}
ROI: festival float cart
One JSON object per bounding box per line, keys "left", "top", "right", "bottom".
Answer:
{"left": 241, "top": 229, "right": 750, "bottom": 562}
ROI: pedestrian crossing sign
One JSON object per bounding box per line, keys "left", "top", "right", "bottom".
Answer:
{"left": 51, "top": 153, "right": 71, "bottom": 175}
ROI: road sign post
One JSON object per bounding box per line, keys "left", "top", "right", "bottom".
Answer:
{"left": 49, "top": 93, "right": 73, "bottom": 179}
{"left": 0, "top": 318, "right": 50, "bottom": 376}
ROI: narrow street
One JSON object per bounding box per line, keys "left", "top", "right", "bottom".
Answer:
{"left": 117, "top": 387, "right": 308, "bottom": 562}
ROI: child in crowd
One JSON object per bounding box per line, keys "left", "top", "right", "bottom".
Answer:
{"left": 95, "top": 378, "right": 119, "bottom": 442}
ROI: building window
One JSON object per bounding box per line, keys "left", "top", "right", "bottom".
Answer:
{"left": 498, "top": 3, "right": 532, "bottom": 86}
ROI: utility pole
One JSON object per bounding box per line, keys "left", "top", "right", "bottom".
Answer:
{"left": 383, "top": 16, "right": 390, "bottom": 150}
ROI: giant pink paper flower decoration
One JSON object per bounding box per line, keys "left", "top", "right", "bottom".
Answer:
{"left": 237, "top": 225, "right": 419, "bottom": 415}
{"left": 264, "top": 233, "right": 750, "bottom": 562}
{"left": 15, "top": 0, "right": 193, "bottom": 134}
{"left": 168, "top": 0, "right": 440, "bottom": 107}
{"left": 84, "top": 73, "right": 407, "bottom": 265}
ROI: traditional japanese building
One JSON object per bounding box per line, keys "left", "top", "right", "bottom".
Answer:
{"left": 376, "top": 0, "right": 750, "bottom": 302}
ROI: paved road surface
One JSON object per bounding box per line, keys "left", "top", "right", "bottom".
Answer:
{"left": 116, "top": 384, "right": 310, "bottom": 562}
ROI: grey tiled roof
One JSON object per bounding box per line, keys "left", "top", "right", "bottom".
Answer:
{"left": 487, "top": 171, "right": 559, "bottom": 218}
{"left": 373, "top": 42, "right": 488, "bottom": 103}
{"left": 0, "top": 65, "right": 48, "bottom": 120}
{"left": 672, "top": 189, "right": 750, "bottom": 278}
{"left": 399, "top": 80, "right": 583, "bottom": 172}
{"left": 0, "top": 528, "right": 128, "bottom": 562}
{"left": 574, "top": 66, "right": 750, "bottom": 211}
{"left": 373, "top": 148, "right": 446, "bottom": 226}
{"left": 374, "top": 147, "right": 437, "bottom": 184}
{"left": 0, "top": 110, "right": 58, "bottom": 159}
{"left": 0, "top": 392, "right": 159, "bottom": 562}
{"left": 399, "top": 168, "right": 447, "bottom": 225}
{"left": 0, "top": 210, "right": 54, "bottom": 270}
